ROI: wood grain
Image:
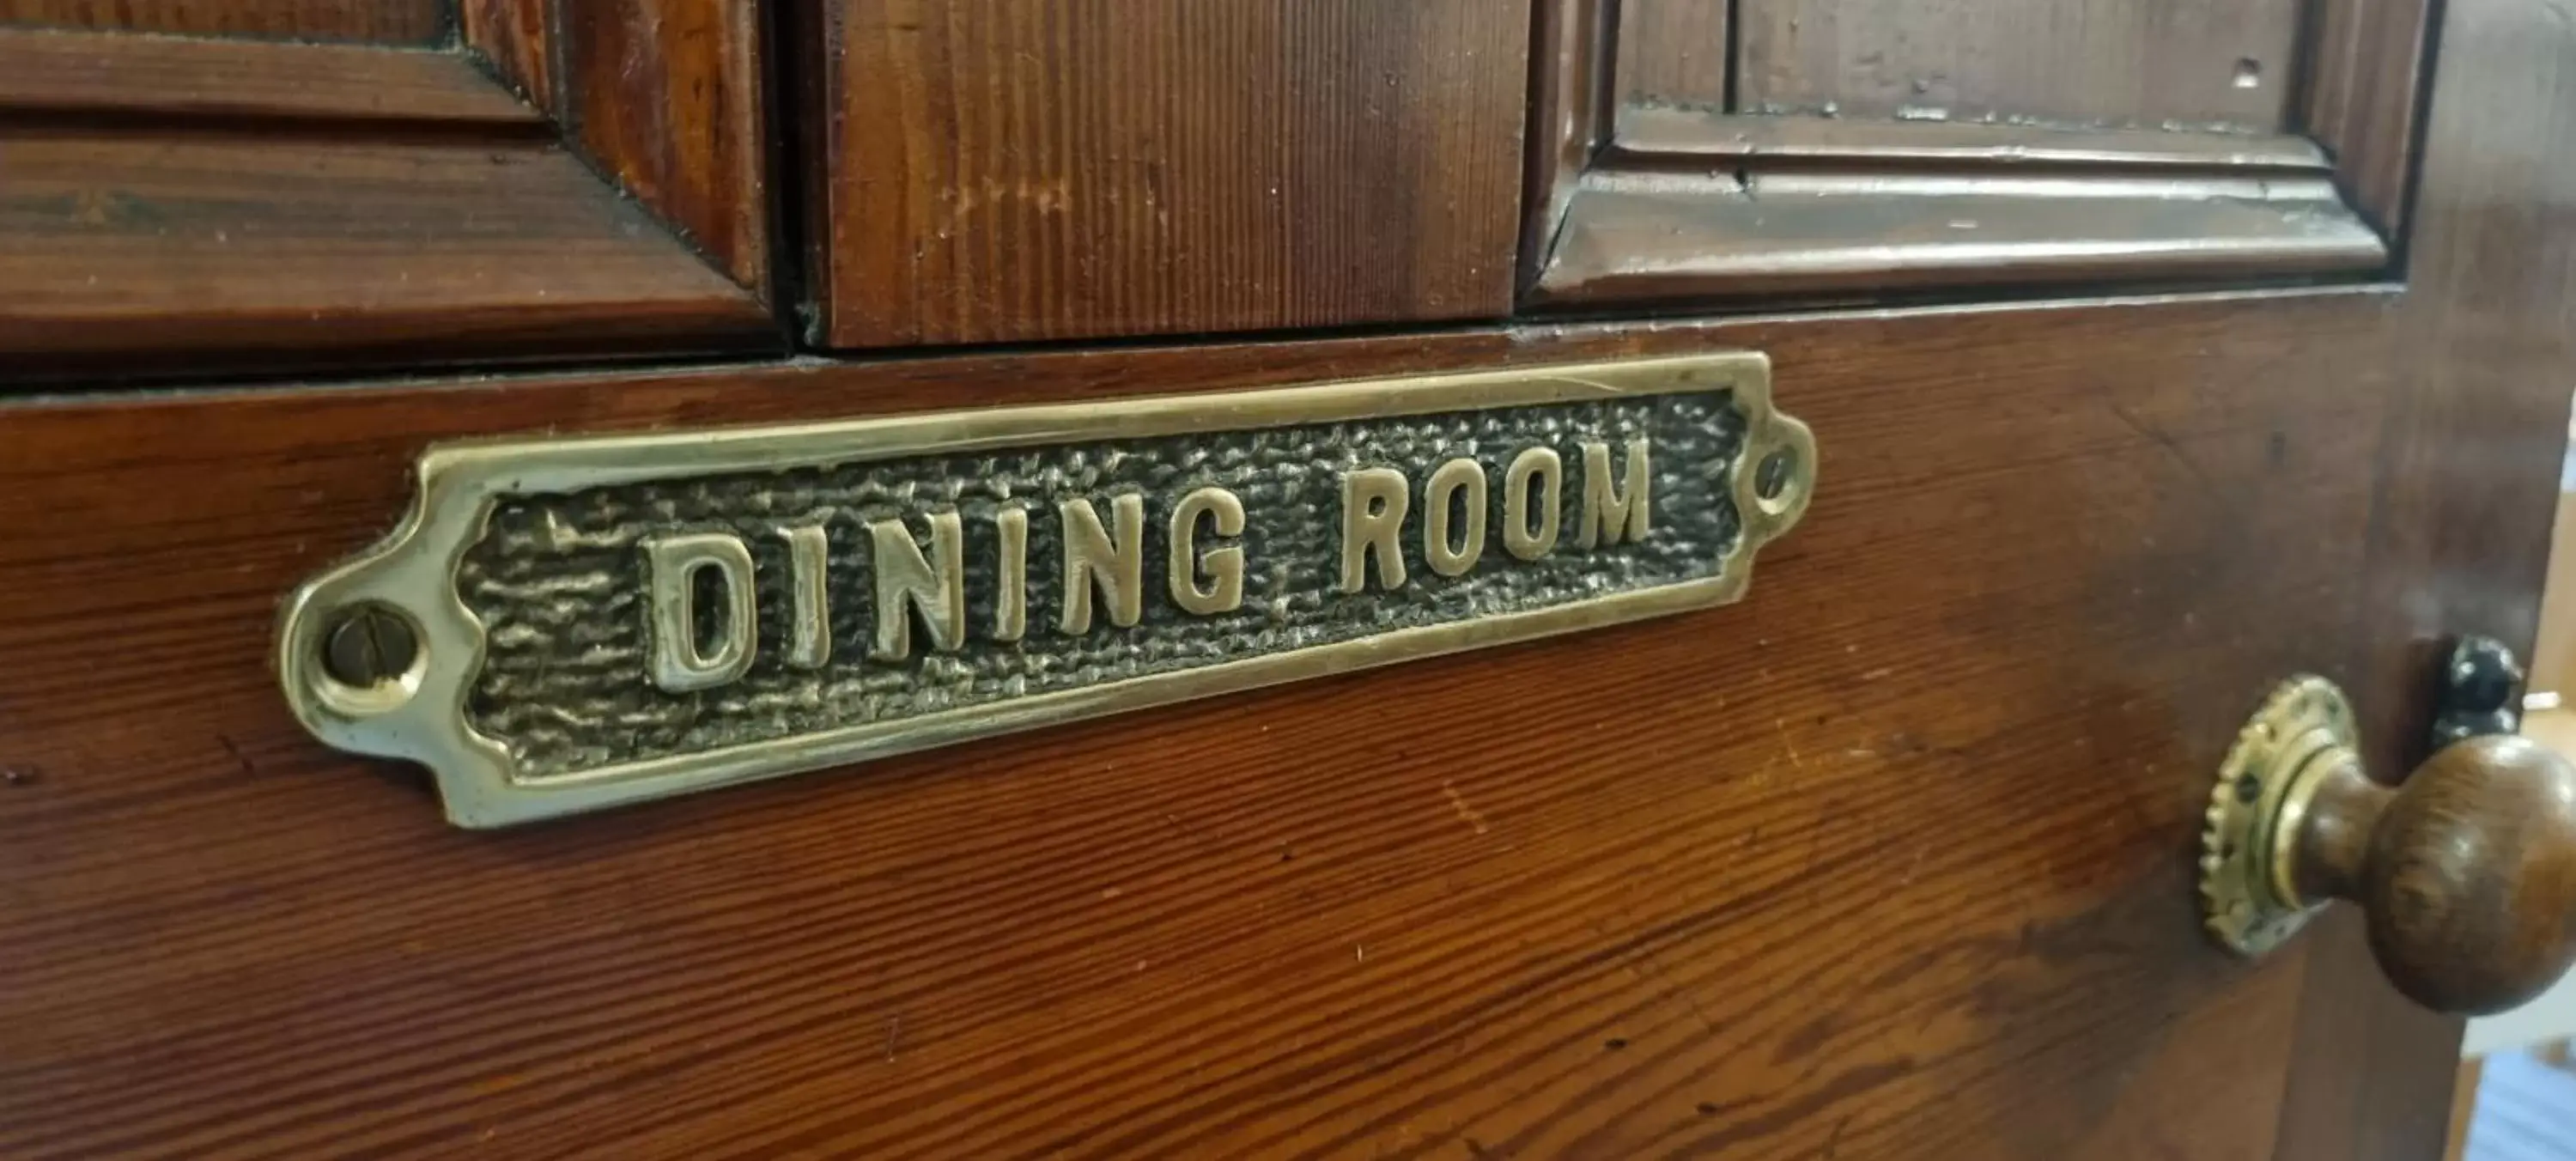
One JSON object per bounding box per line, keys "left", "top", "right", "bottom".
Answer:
{"left": 2289, "top": 739, "right": 2576, "bottom": 1014}
{"left": 0, "top": 27, "right": 543, "bottom": 125}
{"left": 808, "top": 0, "right": 1529, "bottom": 348}
{"left": 1735, "top": 0, "right": 2302, "bottom": 130}
{"left": 2281, "top": 0, "right": 2576, "bottom": 1152}
{"left": 0, "top": 131, "right": 773, "bottom": 379}
{"left": 560, "top": 0, "right": 767, "bottom": 292}
{"left": 1532, "top": 173, "right": 2385, "bottom": 307}
{"left": 2303, "top": 0, "right": 2435, "bottom": 236}
{"left": 460, "top": 0, "right": 549, "bottom": 110}
{"left": 0, "top": 0, "right": 2559, "bottom": 1153}
{"left": 1615, "top": 0, "right": 1728, "bottom": 112}
{"left": 2, "top": 289, "right": 2396, "bottom": 1158}
{"left": 0, "top": 0, "right": 445, "bottom": 43}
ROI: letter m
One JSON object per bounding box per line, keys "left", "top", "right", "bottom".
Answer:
{"left": 1579, "top": 437, "right": 1650, "bottom": 549}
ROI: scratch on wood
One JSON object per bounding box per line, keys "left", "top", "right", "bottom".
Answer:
{"left": 1442, "top": 781, "right": 1491, "bottom": 835}
{"left": 216, "top": 734, "right": 256, "bottom": 778}
{"left": 1772, "top": 719, "right": 1807, "bottom": 770}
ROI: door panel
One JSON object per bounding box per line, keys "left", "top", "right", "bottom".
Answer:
{"left": 1525, "top": 0, "right": 2431, "bottom": 310}
{"left": 797, "top": 0, "right": 1531, "bottom": 349}
{"left": 1735, "top": 0, "right": 2304, "bottom": 127}
{"left": 0, "top": 4, "right": 776, "bottom": 383}
{"left": 0, "top": 274, "right": 2521, "bottom": 1156}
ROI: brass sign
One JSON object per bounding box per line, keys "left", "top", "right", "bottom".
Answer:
{"left": 278, "top": 355, "right": 1814, "bottom": 827}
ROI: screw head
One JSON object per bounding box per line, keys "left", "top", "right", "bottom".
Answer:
{"left": 1755, "top": 449, "right": 1796, "bottom": 501}
{"left": 321, "top": 605, "right": 417, "bottom": 689}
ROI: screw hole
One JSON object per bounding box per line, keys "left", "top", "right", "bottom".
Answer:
{"left": 2233, "top": 58, "right": 2262, "bottom": 88}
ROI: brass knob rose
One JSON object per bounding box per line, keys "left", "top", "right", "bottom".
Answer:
{"left": 2201, "top": 667, "right": 2576, "bottom": 1015}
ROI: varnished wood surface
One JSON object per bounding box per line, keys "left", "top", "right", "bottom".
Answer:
{"left": 0, "top": 0, "right": 444, "bottom": 43}
{"left": 1611, "top": 108, "right": 2332, "bottom": 171}
{"left": 2292, "top": 739, "right": 2576, "bottom": 1015}
{"left": 0, "top": 0, "right": 2563, "bottom": 1155}
{"left": 0, "top": 288, "right": 2415, "bottom": 1158}
{"left": 2281, "top": 0, "right": 2576, "bottom": 1152}
{"left": 1522, "top": 0, "right": 2415, "bottom": 314}
{"left": 1533, "top": 173, "right": 2385, "bottom": 307}
{"left": 560, "top": 0, "right": 767, "bottom": 292}
{"left": 1521, "top": 0, "right": 1611, "bottom": 292}
{"left": 0, "top": 28, "right": 544, "bottom": 126}
{"left": 1735, "top": 0, "right": 2301, "bottom": 129}
{"left": 461, "top": 0, "right": 549, "bottom": 110}
{"left": 806, "top": 0, "right": 1529, "bottom": 348}
{"left": 0, "top": 133, "right": 772, "bottom": 379}
{"left": 0, "top": 0, "right": 781, "bottom": 379}
{"left": 1615, "top": 0, "right": 1728, "bottom": 112}
{"left": 2303, "top": 0, "right": 2435, "bottom": 235}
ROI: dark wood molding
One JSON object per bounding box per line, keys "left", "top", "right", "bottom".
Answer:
{"left": 1522, "top": 0, "right": 2438, "bottom": 311}
{"left": 0, "top": 131, "right": 769, "bottom": 377}
{"left": 0, "top": 27, "right": 543, "bottom": 126}
{"left": 460, "top": 0, "right": 550, "bottom": 111}
{"left": 555, "top": 0, "right": 769, "bottom": 291}
{"left": 0, "top": 0, "right": 446, "bottom": 42}
{"left": 1520, "top": 0, "right": 1613, "bottom": 291}
{"left": 2304, "top": 0, "right": 2438, "bottom": 237}
{"left": 0, "top": 9, "right": 778, "bottom": 381}
{"left": 1608, "top": 109, "right": 2336, "bottom": 171}
{"left": 1537, "top": 173, "right": 2385, "bottom": 307}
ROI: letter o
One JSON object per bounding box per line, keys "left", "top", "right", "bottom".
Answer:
{"left": 1423, "top": 458, "right": 1487, "bottom": 577}
{"left": 1504, "top": 447, "right": 1562, "bottom": 561}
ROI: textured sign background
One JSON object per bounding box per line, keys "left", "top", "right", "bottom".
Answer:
{"left": 459, "top": 392, "right": 1747, "bottom": 779}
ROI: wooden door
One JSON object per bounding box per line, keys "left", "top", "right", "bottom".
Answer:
{"left": 4, "top": 0, "right": 2574, "bottom": 1158}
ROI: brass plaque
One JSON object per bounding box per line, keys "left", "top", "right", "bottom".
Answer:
{"left": 278, "top": 355, "right": 1814, "bottom": 827}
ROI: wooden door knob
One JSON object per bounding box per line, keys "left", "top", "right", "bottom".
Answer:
{"left": 2202, "top": 672, "right": 2576, "bottom": 1015}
